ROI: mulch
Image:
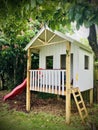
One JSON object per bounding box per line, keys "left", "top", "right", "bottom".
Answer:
{"left": 0, "top": 90, "right": 78, "bottom": 116}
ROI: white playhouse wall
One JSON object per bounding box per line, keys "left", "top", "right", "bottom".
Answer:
{"left": 78, "top": 48, "right": 93, "bottom": 91}
{"left": 39, "top": 42, "right": 93, "bottom": 92}
{"left": 39, "top": 42, "right": 67, "bottom": 69}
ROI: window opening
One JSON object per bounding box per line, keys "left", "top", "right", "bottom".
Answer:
{"left": 46, "top": 56, "right": 53, "bottom": 69}
{"left": 84, "top": 55, "right": 89, "bottom": 69}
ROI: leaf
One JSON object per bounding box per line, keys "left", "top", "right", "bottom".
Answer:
{"left": 76, "top": 22, "right": 80, "bottom": 30}
{"left": 67, "top": 6, "right": 75, "bottom": 21}
{"left": 75, "top": 13, "right": 82, "bottom": 21}
{"left": 84, "top": 20, "right": 91, "bottom": 28}
{"left": 37, "top": 0, "right": 44, "bottom": 4}
{"left": 31, "top": 0, "right": 36, "bottom": 9}
{"left": 61, "top": 19, "right": 66, "bottom": 26}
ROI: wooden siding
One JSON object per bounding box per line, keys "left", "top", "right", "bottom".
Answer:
{"left": 78, "top": 48, "right": 93, "bottom": 91}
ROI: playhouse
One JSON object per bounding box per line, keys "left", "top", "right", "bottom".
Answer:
{"left": 25, "top": 25, "right": 94, "bottom": 123}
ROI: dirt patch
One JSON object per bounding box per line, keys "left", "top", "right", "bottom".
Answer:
{"left": 0, "top": 90, "right": 78, "bottom": 116}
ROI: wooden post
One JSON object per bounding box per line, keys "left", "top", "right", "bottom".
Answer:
{"left": 26, "top": 48, "right": 31, "bottom": 112}
{"left": 66, "top": 42, "right": 71, "bottom": 124}
{"left": 90, "top": 88, "right": 93, "bottom": 105}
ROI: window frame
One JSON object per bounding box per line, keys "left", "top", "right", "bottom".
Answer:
{"left": 84, "top": 55, "right": 89, "bottom": 70}
{"left": 46, "top": 56, "right": 53, "bottom": 69}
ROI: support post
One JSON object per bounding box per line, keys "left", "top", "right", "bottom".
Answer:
{"left": 26, "top": 48, "right": 31, "bottom": 112}
{"left": 66, "top": 42, "right": 71, "bottom": 124}
{"left": 90, "top": 88, "right": 93, "bottom": 105}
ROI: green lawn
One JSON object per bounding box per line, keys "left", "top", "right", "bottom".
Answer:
{"left": 0, "top": 91, "right": 98, "bottom": 130}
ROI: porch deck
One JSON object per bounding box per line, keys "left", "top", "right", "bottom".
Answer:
{"left": 30, "top": 69, "right": 67, "bottom": 95}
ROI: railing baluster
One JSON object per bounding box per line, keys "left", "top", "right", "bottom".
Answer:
{"left": 58, "top": 70, "right": 61, "bottom": 95}
{"left": 46, "top": 70, "right": 48, "bottom": 92}
{"left": 49, "top": 70, "right": 50, "bottom": 93}
{"left": 30, "top": 71, "right": 31, "bottom": 90}
{"left": 40, "top": 70, "right": 42, "bottom": 92}
{"left": 52, "top": 70, "right": 54, "bottom": 93}
{"left": 42, "top": 70, "right": 44, "bottom": 92}
{"left": 35, "top": 70, "right": 37, "bottom": 90}
{"left": 32, "top": 70, "right": 34, "bottom": 90}
{"left": 38, "top": 70, "right": 39, "bottom": 91}
{"left": 62, "top": 70, "right": 64, "bottom": 95}
{"left": 55, "top": 70, "right": 57, "bottom": 94}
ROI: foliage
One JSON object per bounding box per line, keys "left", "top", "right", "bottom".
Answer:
{"left": 0, "top": 0, "right": 98, "bottom": 30}
{"left": 0, "top": 20, "right": 41, "bottom": 90}
{"left": 0, "top": 0, "right": 98, "bottom": 59}
{"left": 67, "top": 2, "right": 98, "bottom": 29}
{"left": 0, "top": 0, "right": 97, "bottom": 32}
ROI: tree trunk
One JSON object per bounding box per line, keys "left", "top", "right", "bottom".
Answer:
{"left": 14, "top": 56, "right": 18, "bottom": 86}
{"left": 0, "top": 73, "right": 5, "bottom": 90}
{"left": 88, "top": 24, "right": 98, "bottom": 60}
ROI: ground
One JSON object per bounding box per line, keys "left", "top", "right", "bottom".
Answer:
{"left": 0, "top": 89, "right": 94, "bottom": 114}
{"left": 0, "top": 90, "right": 66, "bottom": 115}
{"left": 0, "top": 90, "right": 98, "bottom": 130}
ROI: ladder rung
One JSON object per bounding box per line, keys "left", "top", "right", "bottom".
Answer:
{"left": 78, "top": 101, "right": 82, "bottom": 104}
{"left": 82, "top": 115, "right": 87, "bottom": 119}
{"left": 72, "top": 87, "right": 79, "bottom": 93}
{"left": 76, "top": 94, "right": 80, "bottom": 97}
{"left": 80, "top": 107, "right": 85, "bottom": 112}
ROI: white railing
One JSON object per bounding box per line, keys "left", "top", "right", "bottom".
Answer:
{"left": 30, "top": 69, "right": 66, "bottom": 95}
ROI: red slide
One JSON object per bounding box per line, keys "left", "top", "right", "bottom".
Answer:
{"left": 3, "top": 78, "right": 27, "bottom": 101}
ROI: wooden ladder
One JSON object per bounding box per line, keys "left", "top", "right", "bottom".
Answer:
{"left": 71, "top": 87, "right": 88, "bottom": 122}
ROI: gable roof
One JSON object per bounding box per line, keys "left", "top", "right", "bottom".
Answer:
{"left": 24, "top": 25, "right": 93, "bottom": 53}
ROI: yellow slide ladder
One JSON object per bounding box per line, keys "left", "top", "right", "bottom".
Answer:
{"left": 71, "top": 87, "right": 88, "bottom": 122}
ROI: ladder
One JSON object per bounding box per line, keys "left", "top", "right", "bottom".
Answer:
{"left": 71, "top": 87, "right": 88, "bottom": 122}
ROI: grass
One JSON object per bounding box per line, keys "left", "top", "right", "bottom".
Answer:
{"left": 0, "top": 109, "right": 85, "bottom": 130}
{"left": 0, "top": 91, "right": 98, "bottom": 130}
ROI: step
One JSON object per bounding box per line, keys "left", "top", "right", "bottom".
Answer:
{"left": 80, "top": 107, "right": 85, "bottom": 112}
{"left": 72, "top": 87, "right": 79, "bottom": 93}
{"left": 75, "top": 94, "right": 80, "bottom": 98}
{"left": 82, "top": 114, "right": 87, "bottom": 119}
{"left": 78, "top": 101, "right": 83, "bottom": 104}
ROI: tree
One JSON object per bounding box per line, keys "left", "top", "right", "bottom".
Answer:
{"left": 0, "top": 0, "right": 98, "bottom": 58}
{"left": 88, "top": 0, "right": 98, "bottom": 60}
{"left": 0, "top": 19, "right": 41, "bottom": 90}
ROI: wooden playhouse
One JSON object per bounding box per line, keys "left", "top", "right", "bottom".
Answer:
{"left": 24, "top": 25, "right": 94, "bottom": 123}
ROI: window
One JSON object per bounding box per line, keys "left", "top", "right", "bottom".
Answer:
{"left": 46, "top": 56, "right": 53, "bottom": 69}
{"left": 61, "top": 54, "right": 66, "bottom": 69}
{"left": 84, "top": 55, "right": 89, "bottom": 69}
{"left": 60, "top": 54, "right": 73, "bottom": 69}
